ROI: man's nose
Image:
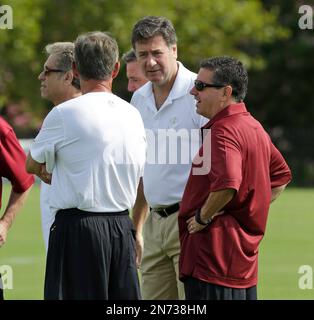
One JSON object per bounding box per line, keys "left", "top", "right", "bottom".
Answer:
{"left": 38, "top": 71, "right": 45, "bottom": 81}
{"left": 146, "top": 54, "right": 157, "bottom": 67}
{"left": 190, "top": 86, "right": 197, "bottom": 96}
{"left": 128, "top": 82, "right": 135, "bottom": 93}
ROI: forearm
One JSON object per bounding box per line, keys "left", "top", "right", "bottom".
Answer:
{"left": 271, "top": 184, "right": 288, "bottom": 203}
{"left": 26, "top": 153, "right": 51, "bottom": 184}
{"left": 26, "top": 152, "right": 42, "bottom": 176}
{"left": 132, "top": 178, "right": 149, "bottom": 234}
{"left": 0, "top": 188, "right": 32, "bottom": 229}
{"left": 200, "top": 189, "right": 236, "bottom": 222}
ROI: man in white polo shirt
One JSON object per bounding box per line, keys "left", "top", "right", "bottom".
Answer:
{"left": 130, "top": 16, "right": 207, "bottom": 300}
{"left": 38, "top": 41, "right": 81, "bottom": 251}
{"left": 26, "top": 31, "right": 146, "bottom": 300}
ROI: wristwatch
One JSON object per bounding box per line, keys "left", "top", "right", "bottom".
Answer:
{"left": 195, "top": 208, "right": 212, "bottom": 226}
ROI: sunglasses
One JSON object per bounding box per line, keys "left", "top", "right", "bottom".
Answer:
{"left": 42, "top": 66, "right": 66, "bottom": 77}
{"left": 194, "top": 80, "right": 225, "bottom": 92}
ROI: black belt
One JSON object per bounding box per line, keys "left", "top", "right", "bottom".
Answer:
{"left": 57, "top": 208, "right": 129, "bottom": 217}
{"left": 150, "top": 203, "right": 180, "bottom": 218}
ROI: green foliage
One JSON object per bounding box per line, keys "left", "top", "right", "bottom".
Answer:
{"left": 0, "top": 0, "right": 44, "bottom": 106}
{"left": 244, "top": 0, "right": 314, "bottom": 186}
{"left": 247, "top": 0, "right": 314, "bottom": 127}
{"left": 0, "top": 0, "right": 288, "bottom": 113}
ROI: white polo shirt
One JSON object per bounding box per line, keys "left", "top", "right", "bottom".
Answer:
{"left": 40, "top": 182, "right": 54, "bottom": 251}
{"left": 131, "top": 62, "right": 208, "bottom": 207}
{"left": 31, "top": 92, "right": 146, "bottom": 214}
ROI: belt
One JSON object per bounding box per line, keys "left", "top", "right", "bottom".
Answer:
{"left": 150, "top": 203, "right": 180, "bottom": 218}
{"left": 57, "top": 208, "right": 129, "bottom": 217}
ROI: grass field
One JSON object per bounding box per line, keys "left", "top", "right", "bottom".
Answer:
{"left": 0, "top": 184, "right": 313, "bottom": 300}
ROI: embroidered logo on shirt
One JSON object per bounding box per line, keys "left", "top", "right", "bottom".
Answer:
{"left": 169, "top": 117, "right": 177, "bottom": 127}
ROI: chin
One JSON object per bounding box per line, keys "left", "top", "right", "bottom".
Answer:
{"left": 196, "top": 106, "right": 202, "bottom": 115}
{"left": 148, "top": 76, "right": 164, "bottom": 85}
{"left": 196, "top": 108, "right": 207, "bottom": 118}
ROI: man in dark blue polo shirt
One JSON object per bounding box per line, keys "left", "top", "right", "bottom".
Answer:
{"left": 178, "top": 56, "right": 291, "bottom": 300}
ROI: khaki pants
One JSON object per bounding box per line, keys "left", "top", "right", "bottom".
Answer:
{"left": 141, "top": 210, "right": 185, "bottom": 300}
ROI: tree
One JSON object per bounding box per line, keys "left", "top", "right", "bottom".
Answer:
{"left": 1, "top": 0, "right": 288, "bottom": 113}
{"left": 0, "top": 0, "right": 44, "bottom": 106}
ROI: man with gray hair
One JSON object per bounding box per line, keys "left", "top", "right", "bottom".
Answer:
{"left": 122, "top": 49, "right": 147, "bottom": 92}
{"left": 39, "top": 42, "right": 80, "bottom": 105}
{"left": 38, "top": 42, "right": 81, "bottom": 251}
{"left": 27, "top": 32, "right": 146, "bottom": 300}
{"left": 130, "top": 16, "right": 207, "bottom": 300}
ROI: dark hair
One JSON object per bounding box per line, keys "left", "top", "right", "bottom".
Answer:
{"left": 74, "top": 31, "right": 119, "bottom": 80}
{"left": 131, "top": 16, "right": 177, "bottom": 48}
{"left": 122, "top": 49, "right": 137, "bottom": 64}
{"left": 200, "top": 56, "right": 248, "bottom": 102}
{"left": 45, "top": 42, "right": 80, "bottom": 90}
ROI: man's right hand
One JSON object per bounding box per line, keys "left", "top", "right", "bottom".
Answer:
{"left": 0, "top": 220, "right": 9, "bottom": 248}
{"left": 40, "top": 164, "right": 52, "bottom": 184}
{"left": 132, "top": 178, "right": 148, "bottom": 269}
{"left": 135, "top": 232, "right": 144, "bottom": 269}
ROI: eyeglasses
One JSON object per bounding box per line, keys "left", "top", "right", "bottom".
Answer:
{"left": 42, "top": 66, "right": 66, "bottom": 77}
{"left": 194, "top": 80, "right": 225, "bottom": 92}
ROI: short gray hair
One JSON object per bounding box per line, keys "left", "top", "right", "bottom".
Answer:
{"left": 74, "top": 31, "right": 119, "bottom": 80}
{"left": 131, "top": 16, "right": 177, "bottom": 48}
{"left": 122, "top": 49, "right": 137, "bottom": 64}
{"left": 44, "top": 42, "right": 80, "bottom": 90}
{"left": 45, "top": 42, "right": 75, "bottom": 71}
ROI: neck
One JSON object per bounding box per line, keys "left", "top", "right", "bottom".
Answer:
{"left": 53, "top": 89, "right": 81, "bottom": 106}
{"left": 80, "top": 79, "right": 113, "bottom": 94}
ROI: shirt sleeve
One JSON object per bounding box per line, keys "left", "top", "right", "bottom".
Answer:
{"left": 30, "top": 107, "right": 64, "bottom": 170}
{"left": 207, "top": 127, "right": 242, "bottom": 192}
{"left": 269, "top": 142, "right": 292, "bottom": 188}
{"left": 0, "top": 128, "right": 35, "bottom": 193}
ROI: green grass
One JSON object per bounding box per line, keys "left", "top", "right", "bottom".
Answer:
{"left": 0, "top": 184, "right": 313, "bottom": 299}
{"left": 1, "top": 183, "right": 45, "bottom": 300}
{"left": 258, "top": 188, "right": 314, "bottom": 299}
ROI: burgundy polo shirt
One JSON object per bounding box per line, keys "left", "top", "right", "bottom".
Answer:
{"left": 0, "top": 117, "right": 34, "bottom": 208}
{"left": 178, "top": 102, "right": 291, "bottom": 288}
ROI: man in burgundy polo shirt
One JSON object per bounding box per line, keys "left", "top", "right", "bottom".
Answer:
{"left": 0, "top": 116, "right": 35, "bottom": 299}
{"left": 178, "top": 56, "right": 292, "bottom": 300}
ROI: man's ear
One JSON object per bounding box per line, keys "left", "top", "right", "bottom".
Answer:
{"left": 112, "top": 61, "right": 120, "bottom": 79}
{"left": 72, "top": 61, "right": 80, "bottom": 79}
{"left": 172, "top": 44, "right": 177, "bottom": 59}
{"left": 64, "top": 70, "right": 74, "bottom": 84}
{"left": 224, "top": 85, "right": 233, "bottom": 98}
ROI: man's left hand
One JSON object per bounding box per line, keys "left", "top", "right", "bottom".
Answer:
{"left": 186, "top": 216, "right": 207, "bottom": 234}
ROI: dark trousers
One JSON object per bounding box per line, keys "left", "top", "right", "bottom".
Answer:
{"left": 184, "top": 277, "right": 257, "bottom": 300}
{"left": 44, "top": 208, "right": 141, "bottom": 300}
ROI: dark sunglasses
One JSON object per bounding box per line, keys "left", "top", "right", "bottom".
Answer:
{"left": 194, "top": 80, "right": 225, "bottom": 92}
{"left": 42, "top": 66, "right": 66, "bottom": 77}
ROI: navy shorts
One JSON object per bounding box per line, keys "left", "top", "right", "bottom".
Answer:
{"left": 184, "top": 276, "right": 257, "bottom": 300}
{"left": 44, "top": 208, "right": 141, "bottom": 300}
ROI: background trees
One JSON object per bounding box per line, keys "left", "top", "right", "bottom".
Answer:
{"left": 0, "top": 0, "right": 288, "bottom": 112}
